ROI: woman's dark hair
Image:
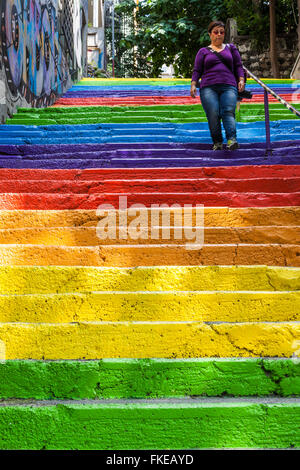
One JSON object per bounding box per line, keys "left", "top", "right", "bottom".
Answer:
{"left": 208, "top": 21, "right": 225, "bottom": 33}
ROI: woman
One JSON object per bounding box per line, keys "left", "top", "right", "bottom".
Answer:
{"left": 191, "top": 21, "right": 245, "bottom": 150}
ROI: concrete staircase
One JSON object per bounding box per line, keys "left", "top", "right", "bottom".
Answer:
{"left": 0, "top": 78, "right": 299, "bottom": 449}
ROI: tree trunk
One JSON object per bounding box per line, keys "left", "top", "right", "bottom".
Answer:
{"left": 270, "top": 0, "right": 279, "bottom": 77}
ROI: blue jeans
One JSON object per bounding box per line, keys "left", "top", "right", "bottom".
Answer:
{"left": 200, "top": 84, "right": 238, "bottom": 144}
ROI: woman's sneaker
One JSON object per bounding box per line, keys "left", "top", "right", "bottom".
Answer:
{"left": 226, "top": 139, "right": 239, "bottom": 150}
{"left": 212, "top": 142, "right": 223, "bottom": 151}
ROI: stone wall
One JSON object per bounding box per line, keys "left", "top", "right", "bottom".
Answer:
{"left": 233, "top": 35, "right": 298, "bottom": 79}
{"left": 0, "top": 0, "right": 88, "bottom": 123}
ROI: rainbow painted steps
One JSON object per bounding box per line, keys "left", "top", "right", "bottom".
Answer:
{"left": 0, "top": 203, "right": 299, "bottom": 266}
{"left": 0, "top": 165, "right": 298, "bottom": 268}
{"left": 0, "top": 264, "right": 299, "bottom": 449}
{"left": 61, "top": 84, "right": 299, "bottom": 95}
{"left": 50, "top": 78, "right": 300, "bottom": 107}
{"left": 0, "top": 78, "right": 300, "bottom": 449}
{"left": 0, "top": 266, "right": 299, "bottom": 360}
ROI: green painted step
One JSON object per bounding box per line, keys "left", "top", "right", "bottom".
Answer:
{"left": 76, "top": 79, "right": 296, "bottom": 86}
{"left": 0, "top": 398, "right": 299, "bottom": 449}
{"left": 0, "top": 359, "right": 299, "bottom": 399}
{"left": 7, "top": 103, "right": 300, "bottom": 125}
{"left": 77, "top": 80, "right": 193, "bottom": 86}
{"left": 15, "top": 103, "right": 298, "bottom": 113}
{"left": 13, "top": 104, "right": 205, "bottom": 113}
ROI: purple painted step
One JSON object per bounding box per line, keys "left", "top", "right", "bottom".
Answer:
{"left": 0, "top": 141, "right": 299, "bottom": 169}
{"left": 62, "top": 87, "right": 299, "bottom": 97}
{"left": 0, "top": 156, "right": 299, "bottom": 169}
{"left": 1, "top": 141, "right": 300, "bottom": 155}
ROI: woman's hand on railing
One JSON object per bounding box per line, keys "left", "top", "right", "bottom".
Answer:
{"left": 191, "top": 81, "right": 197, "bottom": 98}
{"left": 238, "top": 77, "right": 245, "bottom": 93}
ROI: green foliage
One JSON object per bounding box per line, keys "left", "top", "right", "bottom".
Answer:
{"left": 112, "top": 0, "right": 227, "bottom": 77}
{"left": 94, "top": 69, "right": 109, "bottom": 78}
{"left": 105, "top": 1, "right": 152, "bottom": 77}
{"left": 106, "top": 0, "right": 299, "bottom": 77}
{"left": 224, "top": 0, "right": 298, "bottom": 49}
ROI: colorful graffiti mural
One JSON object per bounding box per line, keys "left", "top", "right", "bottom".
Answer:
{"left": 0, "top": 0, "right": 70, "bottom": 107}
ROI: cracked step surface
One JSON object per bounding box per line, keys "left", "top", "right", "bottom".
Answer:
{"left": 0, "top": 358, "right": 299, "bottom": 399}
{"left": 0, "top": 322, "right": 299, "bottom": 359}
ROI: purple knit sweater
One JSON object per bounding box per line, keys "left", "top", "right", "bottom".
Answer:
{"left": 191, "top": 44, "right": 244, "bottom": 89}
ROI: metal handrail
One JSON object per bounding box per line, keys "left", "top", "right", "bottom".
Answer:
{"left": 244, "top": 66, "right": 300, "bottom": 118}
{"left": 243, "top": 66, "right": 300, "bottom": 156}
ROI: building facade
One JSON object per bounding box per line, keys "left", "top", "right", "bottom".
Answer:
{"left": 0, "top": 0, "right": 88, "bottom": 122}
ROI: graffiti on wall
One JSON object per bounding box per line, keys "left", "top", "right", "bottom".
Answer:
{"left": 0, "top": 0, "right": 70, "bottom": 107}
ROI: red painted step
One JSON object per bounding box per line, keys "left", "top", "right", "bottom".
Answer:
{"left": 0, "top": 165, "right": 299, "bottom": 181}
{"left": 52, "top": 94, "right": 300, "bottom": 106}
{"left": 0, "top": 177, "right": 299, "bottom": 194}
{"left": 0, "top": 192, "right": 299, "bottom": 209}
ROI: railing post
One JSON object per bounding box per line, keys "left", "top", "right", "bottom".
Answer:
{"left": 264, "top": 89, "right": 272, "bottom": 156}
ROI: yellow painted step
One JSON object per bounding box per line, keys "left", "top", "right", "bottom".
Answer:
{"left": 0, "top": 291, "right": 299, "bottom": 323}
{"left": 1, "top": 266, "right": 299, "bottom": 295}
{"left": 0, "top": 322, "right": 298, "bottom": 359}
